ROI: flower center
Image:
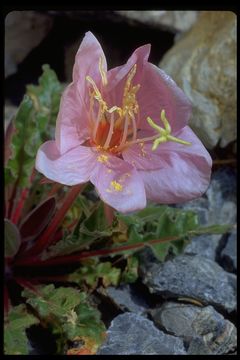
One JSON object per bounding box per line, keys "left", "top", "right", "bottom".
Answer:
{"left": 86, "top": 61, "right": 140, "bottom": 154}
{"left": 86, "top": 58, "right": 191, "bottom": 154}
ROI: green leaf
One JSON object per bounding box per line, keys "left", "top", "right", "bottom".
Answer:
{"left": 22, "top": 284, "right": 106, "bottom": 354}
{"left": 121, "top": 255, "right": 139, "bottom": 284}
{"left": 4, "top": 304, "right": 39, "bottom": 355}
{"left": 41, "top": 201, "right": 115, "bottom": 260}
{"left": 5, "top": 65, "right": 63, "bottom": 189}
{"left": 4, "top": 219, "right": 21, "bottom": 258}
{"left": 190, "top": 224, "right": 233, "bottom": 235}
{"left": 68, "top": 260, "right": 121, "bottom": 288}
{"left": 22, "top": 284, "right": 81, "bottom": 318}
{"left": 112, "top": 205, "right": 198, "bottom": 261}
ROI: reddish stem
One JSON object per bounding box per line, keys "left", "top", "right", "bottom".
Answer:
{"left": 23, "top": 184, "right": 83, "bottom": 257}
{"left": 15, "top": 235, "right": 181, "bottom": 267}
{"left": 9, "top": 169, "right": 35, "bottom": 224}
{"left": 47, "top": 182, "right": 62, "bottom": 197}
{"left": 15, "top": 277, "right": 40, "bottom": 292}
{"left": 11, "top": 187, "right": 29, "bottom": 225}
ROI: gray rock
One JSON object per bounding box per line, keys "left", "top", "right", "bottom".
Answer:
{"left": 151, "top": 302, "right": 237, "bottom": 354}
{"left": 221, "top": 230, "right": 237, "bottom": 272}
{"left": 177, "top": 168, "right": 236, "bottom": 227}
{"left": 5, "top": 11, "right": 53, "bottom": 77}
{"left": 184, "top": 234, "right": 220, "bottom": 260}
{"left": 98, "top": 285, "right": 149, "bottom": 315}
{"left": 159, "top": 11, "right": 236, "bottom": 149}
{"left": 179, "top": 168, "right": 236, "bottom": 260}
{"left": 116, "top": 11, "right": 199, "bottom": 33}
{"left": 141, "top": 255, "right": 236, "bottom": 312}
{"left": 97, "top": 312, "right": 186, "bottom": 355}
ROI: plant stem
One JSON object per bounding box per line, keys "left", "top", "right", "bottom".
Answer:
{"left": 15, "top": 235, "right": 181, "bottom": 267}
{"left": 24, "top": 184, "right": 84, "bottom": 256}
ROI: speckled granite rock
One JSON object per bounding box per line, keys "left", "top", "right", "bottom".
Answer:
{"left": 151, "top": 302, "right": 237, "bottom": 354}
{"left": 5, "top": 11, "right": 53, "bottom": 77}
{"left": 159, "top": 11, "right": 236, "bottom": 149}
{"left": 97, "top": 312, "right": 186, "bottom": 355}
{"left": 116, "top": 11, "right": 199, "bottom": 33}
{"left": 141, "top": 255, "right": 236, "bottom": 313}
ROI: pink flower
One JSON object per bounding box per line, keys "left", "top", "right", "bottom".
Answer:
{"left": 36, "top": 31, "right": 212, "bottom": 213}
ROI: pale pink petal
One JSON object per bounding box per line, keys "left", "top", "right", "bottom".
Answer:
{"left": 138, "top": 127, "right": 212, "bottom": 203}
{"left": 90, "top": 154, "right": 146, "bottom": 213}
{"left": 106, "top": 44, "right": 151, "bottom": 107}
{"left": 72, "top": 31, "right": 107, "bottom": 85}
{"left": 137, "top": 63, "right": 192, "bottom": 133}
{"left": 55, "top": 83, "right": 90, "bottom": 154}
{"left": 123, "top": 126, "right": 212, "bottom": 171}
{"left": 35, "top": 141, "right": 97, "bottom": 186}
{"left": 122, "top": 141, "right": 169, "bottom": 170}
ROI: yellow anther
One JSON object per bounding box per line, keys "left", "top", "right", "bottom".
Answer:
{"left": 110, "top": 180, "right": 123, "bottom": 192}
{"left": 147, "top": 110, "right": 192, "bottom": 151}
{"left": 99, "top": 56, "right": 108, "bottom": 86}
{"left": 97, "top": 154, "right": 109, "bottom": 163}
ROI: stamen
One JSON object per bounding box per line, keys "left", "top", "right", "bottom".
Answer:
{"left": 86, "top": 76, "right": 102, "bottom": 100}
{"left": 103, "top": 112, "right": 115, "bottom": 149}
{"left": 123, "top": 64, "right": 137, "bottom": 99}
{"left": 99, "top": 56, "right": 108, "bottom": 86}
{"left": 119, "top": 114, "right": 129, "bottom": 148}
{"left": 129, "top": 113, "right": 137, "bottom": 142}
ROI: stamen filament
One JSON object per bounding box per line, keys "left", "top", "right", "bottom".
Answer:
{"left": 103, "top": 112, "right": 115, "bottom": 149}
{"left": 119, "top": 114, "right": 129, "bottom": 147}
{"left": 118, "top": 134, "right": 159, "bottom": 151}
{"left": 130, "top": 113, "right": 137, "bottom": 142}
{"left": 99, "top": 56, "right": 108, "bottom": 86}
{"left": 93, "top": 104, "right": 103, "bottom": 140}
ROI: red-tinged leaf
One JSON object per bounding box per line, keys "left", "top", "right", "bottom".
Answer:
{"left": 19, "top": 197, "right": 56, "bottom": 243}
{"left": 5, "top": 219, "right": 21, "bottom": 258}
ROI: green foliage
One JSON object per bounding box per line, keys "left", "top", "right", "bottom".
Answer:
{"left": 68, "top": 260, "right": 121, "bottom": 288}
{"left": 4, "top": 304, "right": 39, "bottom": 355}
{"left": 4, "top": 219, "right": 21, "bottom": 258}
{"left": 22, "top": 284, "right": 106, "bottom": 354}
{"left": 121, "top": 255, "right": 139, "bottom": 284}
{"left": 41, "top": 201, "right": 118, "bottom": 260}
{"left": 5, "top": 65, "right": 63, "bottom": 188}
{"left": 113, "top": 205, "right": 198, "bottom": 261}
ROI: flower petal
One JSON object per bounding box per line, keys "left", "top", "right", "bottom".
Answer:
{"left": 138, "top": 126, "right": 212, "bottom": 203}
{"left": 106, "top": 44, "right": 151, "bottom": 107}
{"left": 137, "top": 63, "right": 192, "bottom": 133}
{"left": 122, "top": 142, "right": 169, "bottom": 170}
{"left": 123, "top": 126, "right": 212, "bottom": 171}
{"left": 90, "top": 154, "right": 146, "bottom": 213}
{"left": 73, "top": 31, "right": 107, "bottom": 84}
{"left": 35, "top": 141, "right": 96, "bottom": 186}
{"left": 55, "top": 83, "right": 90, "bottom": 154}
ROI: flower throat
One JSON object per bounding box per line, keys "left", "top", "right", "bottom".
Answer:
{"left": 86, "top": 57, "right": 191, "bottom": 154}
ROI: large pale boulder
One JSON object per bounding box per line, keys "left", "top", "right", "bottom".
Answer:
{"left": 159, "top": 11, "right": 236, "bottom": 149}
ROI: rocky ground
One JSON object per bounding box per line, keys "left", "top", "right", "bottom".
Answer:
{"left": 5, "top": 10, "right": 237, "bottom": 355}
